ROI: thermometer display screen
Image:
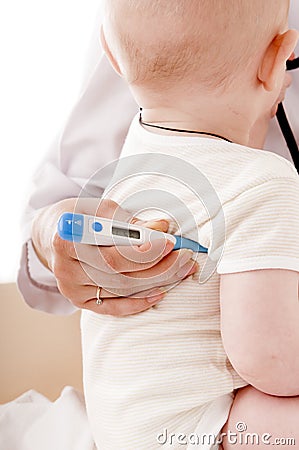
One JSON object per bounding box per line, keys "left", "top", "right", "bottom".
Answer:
{"left": 112, "top": 226, "right": 140, "bottom": 239}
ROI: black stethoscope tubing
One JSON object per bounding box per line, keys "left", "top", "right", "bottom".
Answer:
{"left": 276, "top": 56, "right": 299, "bottom": 173}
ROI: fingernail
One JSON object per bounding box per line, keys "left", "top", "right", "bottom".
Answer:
{"left": 139, "top": 241, "right": 152, "bottom": 252}
{"left": 162, "top": 240, "right": 174, "bottom": 256}
{"left": 179, "top": 250, "right": 194, "bottom": 268}
{"left": 145, "top": 219, "right": 169, "bottom": 229}
{"left": 177, "top": 260, "right": 196, "bottom": 278}
{"left": 146, "top": 294, "right": 164, "bottom": 304}
{"left": 146, "top": 289, "right": 164, "bottom": 304}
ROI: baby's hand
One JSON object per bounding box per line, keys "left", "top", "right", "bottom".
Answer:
{"left": 270, "top": 71, "right": 292, "bottom": 118}
{"left": 249, "top": 54, "right": 294, "bottom": 150}
{"left": 270, "top": 52, "right": 295, "bottom": 118}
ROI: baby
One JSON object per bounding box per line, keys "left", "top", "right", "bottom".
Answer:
{"left": 80, "top": 1, "right": 299, "bottom": 449}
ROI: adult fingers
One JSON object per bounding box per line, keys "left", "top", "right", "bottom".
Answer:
{"left": 78, "top": 250, "right": 198, "bottom": 296}
{"left": 78, "top": 198, "right": 170, "bottom": 232}
{"left": 56, "top": 276, "right": 165, "bottom": 314}
{"left": 82, "top": 293, "right": 165, "bottom": 316}
{"left": 131, "top": 218, "right": 169, "bottom": 232}
{"left": 73, "top": 260, "right": 197, "bottom": 298}
{"left": 71, "top": 238, "right": 175, "bottom": 273}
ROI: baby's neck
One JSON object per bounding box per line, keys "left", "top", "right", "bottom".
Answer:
{"left": 134, "top": 86, "right": 261, "bottom": 148}
{"left": 140, "top": 105, "right": 251, "bottom": 146}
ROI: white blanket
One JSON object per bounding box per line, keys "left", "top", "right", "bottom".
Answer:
{"left": 0, "top": 387, "right": 96, "bottom": 450}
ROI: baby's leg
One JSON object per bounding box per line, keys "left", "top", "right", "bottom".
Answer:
{"left": 221, "top": 386, "right": 298, "bottom": 449}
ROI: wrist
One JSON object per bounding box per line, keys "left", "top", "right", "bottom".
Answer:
{"left": 31, "top": 198, "right": 78, "bottom": 271}
{"left": 32, "top": 208, "right": 52, "bottom": 270}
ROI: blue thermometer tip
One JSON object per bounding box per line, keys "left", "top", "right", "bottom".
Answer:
{"left": 173, "top": 236, "right": 208, "bottom": 253}
{"left": 57, "top": 213, "right": 84, "bottom": 242}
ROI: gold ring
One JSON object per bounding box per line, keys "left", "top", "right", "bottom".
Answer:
{"left": 96, "top": 286, "right": 103, "bottom": 305}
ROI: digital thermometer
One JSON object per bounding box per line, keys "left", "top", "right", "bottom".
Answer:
{"left": 57, "top": 213, "right": 208, "bottom": 253}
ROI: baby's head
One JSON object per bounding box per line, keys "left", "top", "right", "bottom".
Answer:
{"left": 103, "top": 0, "right": 290, "bottom": 87}
{"left": 102, "top": 0, "right": 297, "bottom": 137}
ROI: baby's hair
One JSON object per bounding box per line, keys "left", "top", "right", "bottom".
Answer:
{"left": 104, "top": 0, "right": 289, "bottom": 91}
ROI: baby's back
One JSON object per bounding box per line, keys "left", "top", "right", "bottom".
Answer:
{"left": 81, "top": 116, "right": 298, "bottom": 449}
{"left": 81, "top": 261, "right": 243, "bottom": 449}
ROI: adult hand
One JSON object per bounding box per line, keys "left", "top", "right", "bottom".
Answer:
{"left": 32, "top": 197, "right": 198, "bottom": 316}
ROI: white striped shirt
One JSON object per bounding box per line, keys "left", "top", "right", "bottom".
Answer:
{"left": 81, "top": 115, "right": 299, "bottom": 449}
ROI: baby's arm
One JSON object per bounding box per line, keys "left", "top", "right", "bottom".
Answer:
{"left": 220, "top": 268, "right": 299, "bottom": 396}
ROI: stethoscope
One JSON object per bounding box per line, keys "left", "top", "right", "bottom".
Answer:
{"left": 276, "top": 56, "right": 299, "bottom": 174}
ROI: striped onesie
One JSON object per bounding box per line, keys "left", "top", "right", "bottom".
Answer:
{"left": 81, "top": 115, "right": 299, "bottom": 449}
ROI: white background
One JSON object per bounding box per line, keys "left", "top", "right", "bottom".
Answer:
{"left": 0, "top": 0, "right": 100, "bottom": 282}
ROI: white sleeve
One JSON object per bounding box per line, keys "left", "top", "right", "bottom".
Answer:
{"left": 217, "top": 176, "right": 299, "bottom": 275}
{"left": 17, "top": 8, "right": 138, "bottom": 314}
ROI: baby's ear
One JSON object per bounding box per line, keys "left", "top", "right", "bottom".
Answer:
{"left": 258, "top": 29, "right": 299, "bottom": 92}
{"left": 100, "top": 26, "right": 123, "bottom": 76}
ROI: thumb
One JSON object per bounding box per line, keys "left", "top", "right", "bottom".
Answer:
{"left": 131, "top": 218, "right": 169, "bottom": 233}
